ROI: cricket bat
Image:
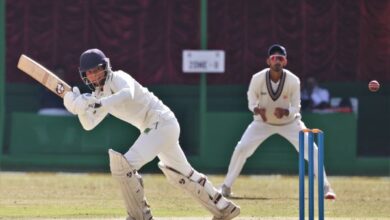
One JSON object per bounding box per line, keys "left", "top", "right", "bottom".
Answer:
{"left": 17, "top": 54, "right": 71, "bottom": 98}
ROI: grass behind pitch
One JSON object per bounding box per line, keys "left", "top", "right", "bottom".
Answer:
{"left": 0, "top": 172, "right": 389, "bottom": 219}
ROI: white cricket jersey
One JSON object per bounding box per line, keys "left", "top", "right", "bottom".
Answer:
{"left": 247, "top": 68, "right": 301, "bottom": 125}
{"left": 78, "top": 70, "right": 174, "bottom": 131}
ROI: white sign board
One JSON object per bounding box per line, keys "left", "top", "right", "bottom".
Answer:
{"left": 182, "top": 50, "right": 225, "bottom": 73}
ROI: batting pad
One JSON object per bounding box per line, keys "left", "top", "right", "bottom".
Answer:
{"left": 158, "top": 162, "right": 225, "bottom": 217}
{"left": 108, "top": 149, "right": 153, "bottom": 220}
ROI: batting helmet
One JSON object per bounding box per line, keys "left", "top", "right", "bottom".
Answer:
{"left": 79, "top": 48, "right": 112, "bottom": 89}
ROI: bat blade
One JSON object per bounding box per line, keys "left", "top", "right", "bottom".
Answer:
{"left": 17, "top": 54, "right": 71, "bottom": 98}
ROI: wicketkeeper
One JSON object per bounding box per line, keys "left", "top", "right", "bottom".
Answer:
{"left": 220, "top": 44, "right": 336, "bottom": 200}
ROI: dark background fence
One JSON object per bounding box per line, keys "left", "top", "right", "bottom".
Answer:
{"left": 6, "top": 0, "right": 390, "bottom": 85}
{"left": 1, "top": 0, "right": 389, "bottom": 175}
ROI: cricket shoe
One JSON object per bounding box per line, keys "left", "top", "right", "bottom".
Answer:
{"left": 212, "top": 201, "right": 240, "bottom": 220}
{"left": 220, "top": 184, "right": 232, "bottom": 197}
{"left": 126, "top": 210, "right": 154, "bottom": 220}
{"left": 324, "top": 184, "right": 336, "bottom": 200}
{"left": 126, "top": 216, "right": 154, "bottom": 220}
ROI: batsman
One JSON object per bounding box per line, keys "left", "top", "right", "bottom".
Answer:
{"left": 63, "top": 49, "right": 240, "bottom": 220}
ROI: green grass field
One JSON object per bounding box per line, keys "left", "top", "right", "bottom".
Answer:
{"left": 0, "top": 172, "right": 389, "bottom": 219}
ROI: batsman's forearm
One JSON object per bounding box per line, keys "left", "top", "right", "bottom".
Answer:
{"left": 78, "top": 108, "right": 108, "bottom": 131}
{"left": 100, "top": 88, "right": 133, "bottom": 107}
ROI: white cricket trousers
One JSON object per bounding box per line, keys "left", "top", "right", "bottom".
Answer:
{"left": 123, "top": 116, "right": 225, "bottom": 205}
{"left": 124, "top": 117, "right": 193, "bottom": 176}
{"left": 223, "top": 118, "right": 330, "bottom": 187}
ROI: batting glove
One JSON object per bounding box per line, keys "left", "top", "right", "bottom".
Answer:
{"left": 63, "top": 87, "right": 81, "bottom": 115}
{"left": 82, "top": 93, "right": 103, "bottom": 109}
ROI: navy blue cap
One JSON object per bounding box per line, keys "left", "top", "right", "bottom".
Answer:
{"left": 79, "top": 48, "right": 108, "bottom": 72}
{"left": 268, "top": 44, "right": 287, "bottom": 57}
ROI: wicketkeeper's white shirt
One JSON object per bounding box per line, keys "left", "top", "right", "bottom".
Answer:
{"left": 247, "top": 68, "right": 301, "bottom": 125}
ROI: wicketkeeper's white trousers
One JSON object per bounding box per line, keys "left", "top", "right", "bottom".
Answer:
{"left": 223, "top": 118, "right": 330, "bottom": 188}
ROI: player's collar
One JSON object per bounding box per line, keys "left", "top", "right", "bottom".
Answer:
{"left": 266, "top": 70, "right": 286, "bottom": 101}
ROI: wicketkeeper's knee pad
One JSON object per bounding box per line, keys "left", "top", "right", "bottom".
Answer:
{"left": 109, "top": 149, "right": 153, "bottom": 220}
{"left": 158, "top": 162, "right": 225, "bottom": 217}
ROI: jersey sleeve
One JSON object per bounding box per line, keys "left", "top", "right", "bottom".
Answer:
{"left": 100, "top": 71, "right": 135, "bottom": 108}
{"left": 247, "top": 74, "right": 260, "bottom": 112}
{"left": 288, "top": 77, "right": 301, "bottom": 116}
